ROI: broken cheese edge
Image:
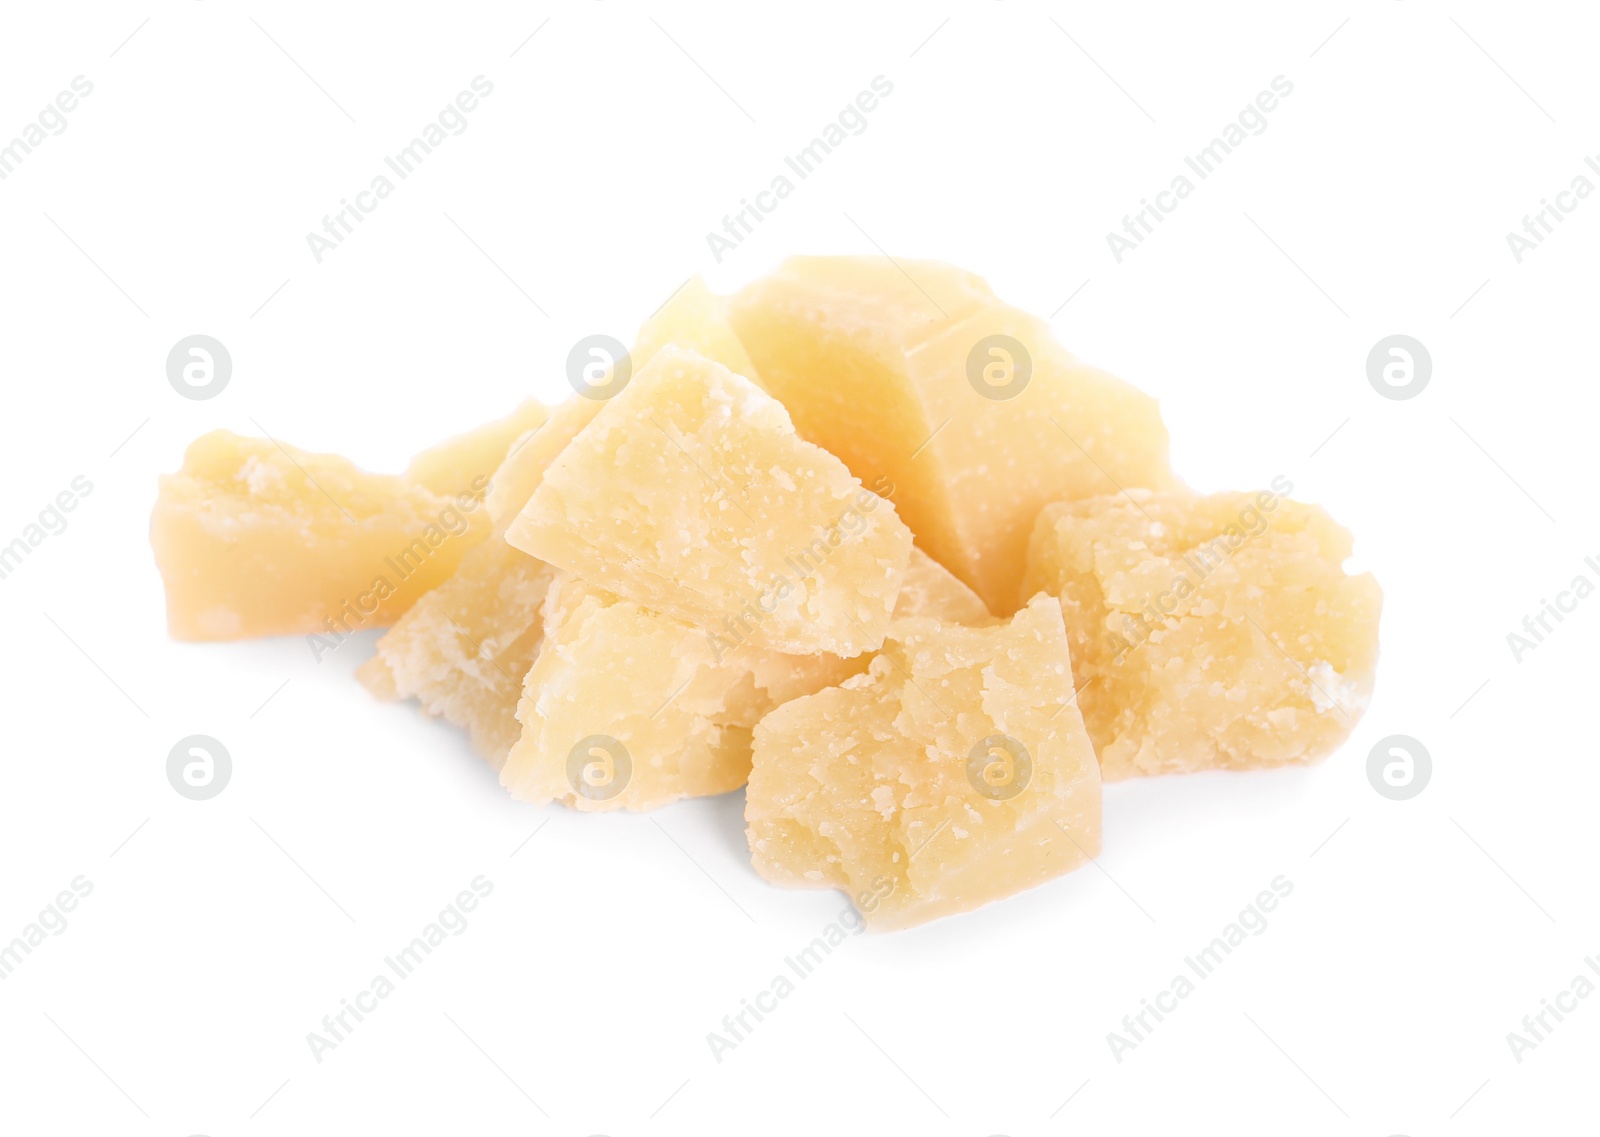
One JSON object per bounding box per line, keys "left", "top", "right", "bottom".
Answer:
{"left": 364, "top": 275, "right": 773, "bottom": 760}
{"left": 405, "top": 398, "right": 550, "bottom": 499}
{"left": 484, "top": 276, "right": 762, "bottom": 528}
{"left": 729, "top": 256, "right": 1176, "bottom": 614}
{"left": 508, "top": 345, "right": 914, "bottom": 657}
{"left": 746, "top": 593, "right": 1101, "bottom": 930}
{"left": 501, "top": 548, "right": 989, "bottom": 811}
{"left": 1020, "top": 488, "right": 1383, "bottom": 779}
{"left": 151, "top": 430, "right": 496, "bottom": 641}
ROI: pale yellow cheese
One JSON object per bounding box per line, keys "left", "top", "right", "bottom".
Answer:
{"left": 508, "top": 346, "right": 914, "bottom": 657}
{"left": 499, "top": 549, "right": 988, "bottom": 811}
{"left": 728, "top": 256, "right": 1175, "bottom": 614}
{"left": 1020, "top": 487, "right": 1383, "bottom": 779}
{"left": 405, "top": 398, "right": 549, "bottom": 498}
{"left": 632, "top": 275, "right": 762, "bottom": 383}
{"left": 501, "top": 573, "right": 770, "bottom": 811}
{"left": 484, "top": 276, "right": 761, "bottom": 528}
{"left": 363, "top": 416, "right": 562, "bottom": 765}
{"left": 151, "top": 430, "right": 491, "bottom": 640}
{"left": 894, "top": 545, "right": 995, "bottom": 628}
{"left": 367, "top": 275, "right": 770, "bottom": 761}
{"left": 745, "top": 594, "right": 1101, "bottom": 930}
{"left": 483, "top": 400, "right": 601, "bottom": 530}
{"left": 358, "top": 540, "right": 559, "bottom": 765}
{"left": 152, "top": 255, "right": 1385, "bottom": 936}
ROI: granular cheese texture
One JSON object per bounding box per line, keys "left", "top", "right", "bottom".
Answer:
{"left": 154, "top": 255, "right": 1384, "bottom": 933}
{"left": 508, "top": 345, "right": 914, "bottom": 657}
{"left": 405, "top": 398, "right": 550, "bottom": 499}
{"left": 1020, "top": 487, "right": 1383, "bottom": 780}
{"left": 367, "top": 275, "right": 766, "bottom": 761}
{"left": 894, "top": 545, "right": 995, "bottom": 628}
{"left": 484, "top": 276, "right": 760, "bottom": 527}
{"left": 358, "top": 539, "right": 559, "bottom": 765}
{"left": 500, "top": 573, "right": 765, "bottom": 811}
{"left": 745, "top": 594, "right": 1102, "bottom": 930}
{"left": 500, "top": 549, "right": 990, "bottom": 811}
{"left": 729, "top": 256, "right": 1175, "bottom": 614}
{"left": 361, "top": 429, "right": 559, "bottom": 764}
{"left": 151, "top": 430, "right": 492, "bottom": 640}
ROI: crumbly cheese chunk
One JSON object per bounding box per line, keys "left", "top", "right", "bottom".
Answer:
{"left": 508, "top": 346, "right": 914, "bottom": 657}
{"left": 151, "top": 430, "right": 492, "bottom": 640}
{"left": 500, "top": 549, "right": 989, "bottom": 811}
{"left": 728, "top": 256, "right": 1175, "bottom": 614}
{"left": 1020, "top": 488, "right": 1383, "bottom": 779}
{"left": 745, "top": 595, "right": 1101, "bottom": 930}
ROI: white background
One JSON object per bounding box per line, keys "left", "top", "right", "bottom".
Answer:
{"left": 0, "top": 1, "right": 1594, "bottom": 1133}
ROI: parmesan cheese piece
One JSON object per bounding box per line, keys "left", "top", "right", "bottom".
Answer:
{"left": 728, "top": 256, "right": 1175, "bottom": 613}
{"left": 357, "top": 540, "right": 559, "bottom": 765}
{"left": 500, "top": 549, "right": 988, "bottom": 810}
{"left": 745, "top": 594, "right": 1101, "bottom": 929}
{"left": 1020, "top": 488, "right": 1382, "bottom": 779}
{"left": 507, "top": 346, "right": 914, "bottom": 657}
{"left": 405, "top": 399, "right": 550, "bottom": 499}
{"left": 485, "top": 276, "right": 761, "bottom": 527}
{"left": 151, "top": 431, "right": 492, "bottom": 640}
{"left": 364, "top": 276, "right": 768, "bottom": 761}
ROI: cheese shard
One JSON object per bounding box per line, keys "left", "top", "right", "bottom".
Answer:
{"left": 363, "top": 413, "right": 564, "bottom": 762}
{"left": 501, "top": 574, "right": 769, "bottom": 811}
{"left": 895, "top": 546, "right": 995, "bottom": 628}
{"left": 363, "top": 409, "right": 564, "bottom": 766}
{"left": 1020, "top": 488, "right": 1383, "bottom": 780}
{"left": 632, "top": 275, "right": 762, "bottom": 383}
{"left": 357, "top": 539, "right": 558, "bottom": 765}
{"left": 405, "top": 399, "right": 549, "bottom": 498}
{"left": 736, "top": 547, "right": 990, "bottom": 704}
{"left": 485, "top": 276, "right": 761, "bottom": 528}
{"left": 360, "top": 442, "right": 559, "bottom": 766}
{"left": 507, "top": 346, "right": 914, "bottom": 657}
{"left": 728, "top": 256, "right": 1175, "bottom": 614}
{"left": 483, "top": 398, "right": 603, "bottom": 530}
{"left": 151, "top": 430, "right": 491, "bottom": 641}
{"left": 499, "top": 549, "right": 988, "bottom": 811}
{"left": 745, "top": 594, "right": 1101, "bottom": 930}
{"left": 365, "top": 276, "right": 768, "bottom": 759}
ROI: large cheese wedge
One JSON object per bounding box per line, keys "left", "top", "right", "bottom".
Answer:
{"left": 728, "top": 256, "right": 1175, "bottom": 614}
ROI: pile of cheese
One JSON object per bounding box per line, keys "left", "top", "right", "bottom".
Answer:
{"left": 152, "top": 258, "right": 1381, "bottom": 930}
